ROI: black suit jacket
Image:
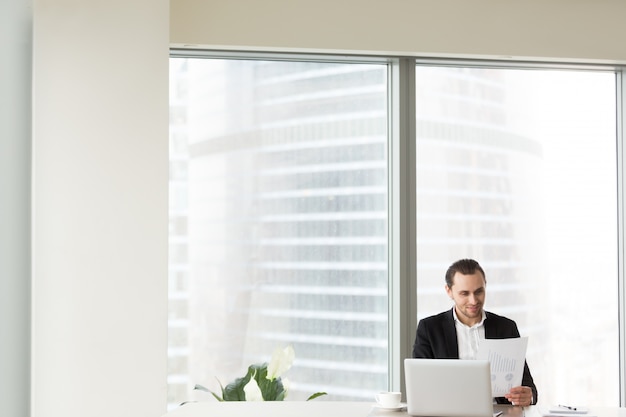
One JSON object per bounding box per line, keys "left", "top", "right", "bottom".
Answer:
{"left": 412, "top": 308, "right": 538, "bottom": 405}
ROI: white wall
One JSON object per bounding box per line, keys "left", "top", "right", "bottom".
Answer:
{"left": 171, "top": 0, "right": 626, "bottom": 63}
{"left": 32, "top": 1, "right": 169, "bottom": 416}
{"left": 1, "top": 0, "right": 31, "bottom": 416}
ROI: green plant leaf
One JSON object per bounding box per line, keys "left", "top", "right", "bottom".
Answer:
{"left": 217, "top": 378, "right": 226, "bottom": 400}
{"left": 193, "top": 382, "right": 225, "bottom": 401}
{"left": 306, "top": 392, "right": 328, "bottom": 401}
{"left": 193, "top": 384, "right": 209, "bottom": 392}
{"left": 252, "top": 364, "right": 271, "bottom": 399}
{"left": 210, "top": 392, "right": 224, "bottom": 402}
{"left": 223, "top": 370, "right": 253, "bottom": 401}
{"left": 275, "top": 390, "right": 286, "bottom": 401}
{"left": 251, "top": 363, "right": 286, "bottom": 401}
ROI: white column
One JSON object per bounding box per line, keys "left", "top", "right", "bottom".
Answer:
{"left": 0, "top": 0, "right": 32, "bottom": 416}
{"left": 32, "top": 1, "right": 169, "bottom": 416}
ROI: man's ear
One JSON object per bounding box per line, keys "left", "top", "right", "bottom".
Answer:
{"left": 445, "top": 285, "right": 452, "bottom": 298}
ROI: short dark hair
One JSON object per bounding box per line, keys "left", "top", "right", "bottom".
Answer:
{"left": 445, "top": 259, "right": 486, "bottom": 288}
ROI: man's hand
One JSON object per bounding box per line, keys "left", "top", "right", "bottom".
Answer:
{"left": 504, "top": 386, "right": 533, "bottom": 406}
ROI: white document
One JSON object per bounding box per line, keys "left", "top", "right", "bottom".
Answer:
{"left": 547, "top": 407, "right": 589, "bottom": 415}
{"left": 476, "top": 337, "right": 528, "bottom": 397}
{"left": 541, "top": 408, "right": 592, "bottom": 417}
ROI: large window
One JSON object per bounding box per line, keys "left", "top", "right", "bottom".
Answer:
{"left": 169, "top": 57, "right": 390, "bottom": 408}
{"left": 414, "top": 66, "right": 618, "bottom": 405}
{"left": 169, "top": 55, "right": 622, "bottom": 409}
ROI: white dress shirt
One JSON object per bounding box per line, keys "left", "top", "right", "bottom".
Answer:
{"left": 453, "top": 308, "right": 487, "bottom": 360}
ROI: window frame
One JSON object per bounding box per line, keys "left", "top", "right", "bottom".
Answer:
{"left": 169, "top": 48, "right": 626, "bottom": 406}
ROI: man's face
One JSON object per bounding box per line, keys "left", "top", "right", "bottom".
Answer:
{"left": 445, "top": 271, "right": 486, "bottom": 326}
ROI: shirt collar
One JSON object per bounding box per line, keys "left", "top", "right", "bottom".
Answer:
{"left": 452, "top": 307, "right": 487, "bottom": 329}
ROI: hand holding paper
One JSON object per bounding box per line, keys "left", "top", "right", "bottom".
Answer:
{"left": 476, "top": 337, "right": 528, "bottom": 398}
{"left": 504, "top": 385, "right": 533, "bottom": 406}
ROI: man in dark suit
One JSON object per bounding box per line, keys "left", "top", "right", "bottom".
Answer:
{"left": 412, "top": 258, "right": 538, "bottom": 406}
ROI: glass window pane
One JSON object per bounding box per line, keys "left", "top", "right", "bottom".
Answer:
{"left": 169, "top": 58, "right": 389, "bottom": 408}
{"left": 415, "top": 66, "right": 618, "bottom": 406}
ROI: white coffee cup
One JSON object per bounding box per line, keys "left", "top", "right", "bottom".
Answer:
{"left": 375, "top": 391, "right": 402, "bottom": 408}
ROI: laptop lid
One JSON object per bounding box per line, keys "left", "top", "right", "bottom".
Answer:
{"left": 404, "top": 358, "right": 494, "bottom": 417}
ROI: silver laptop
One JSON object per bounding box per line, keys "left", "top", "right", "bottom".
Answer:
{"left": 404, "top": 358, "right": 495, "bottom": 417}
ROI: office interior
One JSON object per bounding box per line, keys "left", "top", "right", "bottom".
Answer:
{"left": 2, "top": 1, "right": 626, "bottom": 417}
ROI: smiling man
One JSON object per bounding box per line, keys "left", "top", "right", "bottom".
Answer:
{"left": 412, "top": 258, "right": 538, "bottom": 406}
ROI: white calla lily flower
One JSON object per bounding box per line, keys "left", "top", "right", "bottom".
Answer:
{"left": 243, "top": 374, "right": 264, "bottom": 401}
{"left": 267, "top": 345, "right": 295, "bottom": 380}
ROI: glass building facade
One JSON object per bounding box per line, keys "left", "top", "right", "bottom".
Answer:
{"left": 169, "top": 57, "right": 618, "bottom": 409}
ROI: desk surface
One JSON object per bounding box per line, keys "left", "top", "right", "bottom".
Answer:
{"left": 163, "top": 401, "right": 626, "bottom": 417}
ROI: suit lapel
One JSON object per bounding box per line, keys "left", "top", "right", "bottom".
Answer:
{"left": 444, "top": 308, "right": 459, "bottom": 358}
{"left": 484, "top": 312, "right": 495, "bottom": 338}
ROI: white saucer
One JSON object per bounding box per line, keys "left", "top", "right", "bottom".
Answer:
{"left": 373, "top": 402, "right": 407, "bottom": 411}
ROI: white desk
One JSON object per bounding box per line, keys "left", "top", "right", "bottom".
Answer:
{"left": 164, "top": 401, "right": 372, "bottom": 417}
{"left": 162, "top": 401, "right": 626, "bottom": 417}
